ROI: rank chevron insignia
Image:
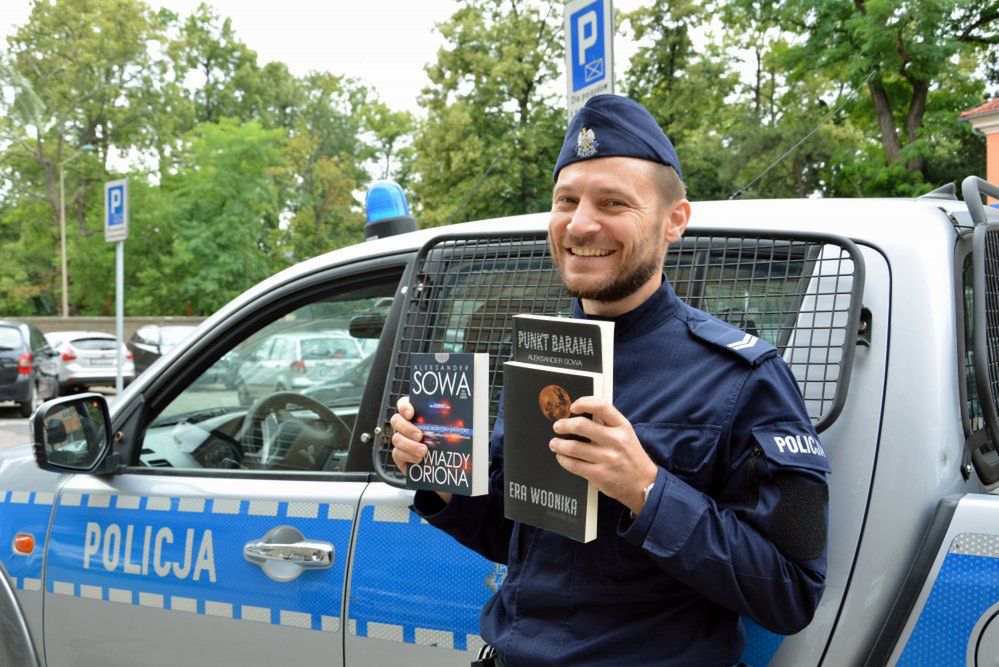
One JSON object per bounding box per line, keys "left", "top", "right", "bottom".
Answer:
{"left": 727, "top": 333, "right": 758, "bottom": 351}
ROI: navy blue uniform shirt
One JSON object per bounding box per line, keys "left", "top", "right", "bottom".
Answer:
{"left": 413, "top": 277, "right": 829, "bottom": 666}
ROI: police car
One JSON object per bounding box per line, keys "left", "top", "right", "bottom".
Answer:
{"left": 3, "top": 178, "right": 999, "bottom": 666}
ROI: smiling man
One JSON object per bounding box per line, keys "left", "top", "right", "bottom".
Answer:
{"left": 391, "top": 95, "right": 830, "bottom": 667}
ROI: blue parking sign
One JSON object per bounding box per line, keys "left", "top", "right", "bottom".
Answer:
{"left": 569, "top": 0, "right": 605, "bottom": 92}
{"left": 104, "top": 179, "right": 129, "bottom": 242}
{"left": 565, "top": 0, "right": 614, "bottom": 117}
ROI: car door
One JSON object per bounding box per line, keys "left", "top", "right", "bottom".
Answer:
{"left": 41, "top": 258, "right": 406, "bottom": 667}
{"left": 342, "top": 235, "right": 569, "bottom": 667}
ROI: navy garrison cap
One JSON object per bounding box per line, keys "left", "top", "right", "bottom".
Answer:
{"left": 553, "top": 94, "right": 682, "bottom": 182}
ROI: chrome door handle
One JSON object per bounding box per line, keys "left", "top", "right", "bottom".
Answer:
{"left": 244, "top": 526, "right": 334, "bottom": 582}
{"left": 244, "top": 541, "right": 333, "bottom": 566}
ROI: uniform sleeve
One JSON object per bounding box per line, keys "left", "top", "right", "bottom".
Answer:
{"left": 619, "top": 355, "right": 829, "bottom": 635}
{"left": 411, "top": 404, "right": 513, "bottom": 564}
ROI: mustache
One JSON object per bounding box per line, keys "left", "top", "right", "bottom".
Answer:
{"left": 556, "top": 233, "right": 620, "bottom": 249}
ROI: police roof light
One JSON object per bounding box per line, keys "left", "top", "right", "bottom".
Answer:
{"left": 364, "top": 180, "right": 417, "bottom": 240}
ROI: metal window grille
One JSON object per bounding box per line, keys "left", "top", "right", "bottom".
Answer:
{"left": 375, "top": 230, "right": 865, "bottom": 481}
{"left": 973, "top": 224, "right": 999, "bottom": 447}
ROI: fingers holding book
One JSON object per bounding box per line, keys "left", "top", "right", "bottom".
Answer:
{"left": 390, "top": 395, "right": 428, "bottom": 473}
{"left": 548, "top": 395, "right": 658, "bottom": 515}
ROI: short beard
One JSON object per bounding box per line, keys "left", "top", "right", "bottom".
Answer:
{"left": 549, "top": 226, "right": 665, "bottom": 303}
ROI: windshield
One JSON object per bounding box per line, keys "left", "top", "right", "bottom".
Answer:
{"left": 72, "top": 337, "right": 119, "bottom": 351}
{"left": 0, "top": 326, "right": 23, "bottom": 350}
{"left": 300, "top": 336, "right": 360, "bottom": 360}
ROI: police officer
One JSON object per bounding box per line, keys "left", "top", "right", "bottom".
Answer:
{"left": 391, "top": 94, "right": 829, "bottom": 666}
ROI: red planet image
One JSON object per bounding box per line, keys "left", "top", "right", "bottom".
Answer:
{"left": 538, "top": 384, "right": 572, "bottom": 422}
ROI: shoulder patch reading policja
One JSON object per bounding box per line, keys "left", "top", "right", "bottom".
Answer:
{"left": 576, "top": 127, "right": 598, "bottom": 158}
{"left": 753, "top": 422, "right": 830, "bottom": 561}
{"left": 687, "top": 317, "right": 776, "bottom": 366}
{"left": 752, "top": 422, "right": 830, "bottom": 475}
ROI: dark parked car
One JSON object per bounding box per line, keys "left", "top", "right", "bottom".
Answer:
{"left": 127, "top": 324, "right": 196, "bottom": 375}
{"left": 0, "top": 320, "right": 59, "bottom": 417}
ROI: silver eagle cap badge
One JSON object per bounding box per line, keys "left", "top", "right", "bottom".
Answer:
{"left": 576, "top": 127, "right": 598, "bottom": 158}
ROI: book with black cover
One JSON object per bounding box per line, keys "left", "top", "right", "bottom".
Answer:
{"left": 406, "top": 352, "right": 489, "bottom": 496}
{"left": 503, "top": 315, "right": 614, "bottom": 542}
{"left": 512, "top": 313, "right": 614, "bottom": 379}
{"left": 503, "top": 361, "right": 604, "bottom": 542}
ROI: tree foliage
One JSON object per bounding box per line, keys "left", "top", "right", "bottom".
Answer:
{"left": 0, "top": 0, "right": 391, "bottom": 316}
{"left": 0, "top": 0, "right": 995, "bottom": 316}
{"left": 411, "top": 0, "right": 565, "bottom": 226}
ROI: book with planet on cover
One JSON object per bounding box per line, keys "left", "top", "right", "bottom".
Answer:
{"left": 406, "top": 352, "right": 489, "bottom": 496}
{"left": 503, "top": 315, "right": 614, "bottom": 542}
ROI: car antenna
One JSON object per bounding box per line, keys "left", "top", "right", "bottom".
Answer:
{"left": 729, "top": 69, "right": 876, "bottom": 200}
{"left": 446, "top": 153, "right": 502, "bottom": 225}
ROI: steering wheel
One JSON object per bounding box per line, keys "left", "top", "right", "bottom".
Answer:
{"left": 240, "top": 392, "right": 352, "bottom": 469}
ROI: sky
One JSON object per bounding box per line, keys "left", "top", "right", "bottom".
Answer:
{"left": 1, "top": 0, "right": 646, "bottom": 115}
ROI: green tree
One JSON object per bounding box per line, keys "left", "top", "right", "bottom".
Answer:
{"left": 270, "top": 73, "right": 372, "bottom": 268}
{"left": 134, "top": 119, "right": 285, "bottom": 315}
{"left": 167, "top": 3, "right": 257, "bottom": 125}
{"left": 366, "top": 101, "right": 417, "bottom": 183}
{"left": 771, "top": 0, "right": 997, "bottom": 181}
{"left": 622, "top": 1, "right": 739, "bottom": 199}
{"left": 166, "top": 4, "right": 306, "bottom": 132}
{"left": 0, "top": 0, "right": 159, "bottom": 311}
{"left": 412, "top": 0, "right": 565, "bottom": 226}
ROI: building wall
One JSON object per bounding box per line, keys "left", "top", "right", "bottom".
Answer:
{"left": 18, "top": 317, "right": 205, "bottom": 341}
{"left": 989, "top": 133, "right": 999, "bottom": 203}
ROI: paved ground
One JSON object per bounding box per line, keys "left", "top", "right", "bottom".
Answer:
{"left": 0, "top": 388, "right": 118, "bottom": 450}
{"left": 0, "top": 406, "right": 29, "bottom": 449}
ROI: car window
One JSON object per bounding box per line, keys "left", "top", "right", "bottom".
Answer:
{"left": 0, "top": 326, "right": 22, "bottom": 350}
{"left": 135, "top": 325, "right": 158, "bottom": 344}
{"left": 138, "top": 277, "right": 398, "bottom": 473}
{"left": 272, "top": 337, "right": 293, "bottom": 361}
{"left": 71, "top": 337, "right": 119, "bottom": 351}
{"left": 28, "top": 325, "right": 47, "bottom": 351}
{"left": 698, "top": 254, "right": 808, "bottom": 346}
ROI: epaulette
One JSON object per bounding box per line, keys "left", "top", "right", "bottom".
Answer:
{"left": 686, "top": 316, "right": 777, "bottom": 366}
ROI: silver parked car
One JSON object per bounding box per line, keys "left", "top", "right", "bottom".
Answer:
{"left": 234, "top": 331, "right": 365, "bottom": 404}
{"left": 44, "top": 331, "right": 134, "bottom": 395}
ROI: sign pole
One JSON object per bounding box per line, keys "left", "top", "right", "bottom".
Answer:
{"left": 115, "top": 241, "right": 124, "bottom": 394}
{"left": 105, "top": 178, "right": 129, "bottom": 400}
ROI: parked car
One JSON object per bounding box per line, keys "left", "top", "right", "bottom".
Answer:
{"left": 302, "top": 353, "right": 376, "bottom": 423}
{"left": 233, "top": 331, "right": 366, "bottom": 404}
{"left": 0, "top": 320, "right": 58, "bottom": 417}
{"left": 127, "top": 324, "right": 196, "bottom": 375}
{"left": 43, "top": 331, "right": 134, "bottom": 395}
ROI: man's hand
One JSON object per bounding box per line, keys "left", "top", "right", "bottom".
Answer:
{"left": 549, "top": 396, "right": 658, "bottom": 516}
{"left": 389, "top": 396, "right": 452, "bottom": 504}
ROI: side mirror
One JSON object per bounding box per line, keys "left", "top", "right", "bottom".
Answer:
{"left": 31, "top": 393, "right": 116, "bottom": 474}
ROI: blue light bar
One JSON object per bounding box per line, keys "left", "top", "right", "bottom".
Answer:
{"left": 365, "top": 180, "right": 411, "bottom": 224}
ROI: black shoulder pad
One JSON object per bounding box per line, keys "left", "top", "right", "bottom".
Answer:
{"left": 686, "top": 317, "right": 776, "bottom": 365}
